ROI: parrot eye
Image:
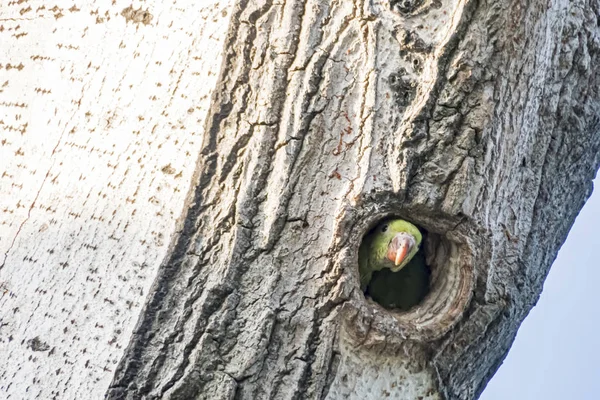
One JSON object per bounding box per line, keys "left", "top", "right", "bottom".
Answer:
{"left": 381, "top": 224, "right": 389, "bottom": 232}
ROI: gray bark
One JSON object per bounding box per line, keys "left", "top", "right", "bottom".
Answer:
{"left": 107, "top": 0, "right": 600, "bottom": 399}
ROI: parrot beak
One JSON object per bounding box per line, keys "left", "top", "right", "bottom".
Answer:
{"left": 387, "top": 234, "right": 415, "bottom": 267}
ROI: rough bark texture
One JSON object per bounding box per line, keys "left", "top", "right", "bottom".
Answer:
{"left": 1, "top": 0, "right": 599, "bottom": 399}
{"left": 104, "top": 0, "right": 600, "bottom": 399}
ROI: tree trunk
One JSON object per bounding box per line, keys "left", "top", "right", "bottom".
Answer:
{"left": 0, "top": 0, "right": 232, "bottom": 398}
{"left": 2, "top": 0, "right": 599, "bottom": 399}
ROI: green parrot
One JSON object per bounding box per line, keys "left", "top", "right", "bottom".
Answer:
{"left": 359, "top": 219, "right": 430, "bottom": 310}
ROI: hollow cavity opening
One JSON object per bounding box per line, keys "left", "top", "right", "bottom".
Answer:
{"left": 348, "top": 207, "right": 474, "bottom": 341}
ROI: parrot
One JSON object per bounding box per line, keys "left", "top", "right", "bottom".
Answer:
{"left": 358, "top": 219, "right": 430, "bottom": 310}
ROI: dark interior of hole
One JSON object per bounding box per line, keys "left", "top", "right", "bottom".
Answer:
{"left": 361, "top": 220, "right": 431, "bottom": 311}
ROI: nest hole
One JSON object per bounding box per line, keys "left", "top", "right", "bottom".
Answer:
{"left": 356, "top": 214, "right": 474, "bottom": 340}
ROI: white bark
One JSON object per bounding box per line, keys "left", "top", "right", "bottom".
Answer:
{"left": 2, "top": 0, "right": 600, "bottom": 399}
{"left": 0, "top": 1, "right": 232, "bottom": 398}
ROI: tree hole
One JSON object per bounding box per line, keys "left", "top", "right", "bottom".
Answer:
{"left": 342, "top": 205, "right": 475, "bottom": 342}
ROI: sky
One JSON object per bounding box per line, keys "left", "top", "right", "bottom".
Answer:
{"left": 480, "top": 176, "right": 600, "bottom": 399}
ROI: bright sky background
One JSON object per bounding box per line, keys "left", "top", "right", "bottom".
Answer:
{"left": 480, "top": 175, "right": 600, "bottom": 399}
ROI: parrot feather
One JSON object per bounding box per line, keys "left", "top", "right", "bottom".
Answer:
{"left": 358, "top": 218, "right": 429, "bottom": 310}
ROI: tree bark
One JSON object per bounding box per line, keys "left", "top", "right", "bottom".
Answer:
{"left": 107, "top": 0, "right": 600, "bottom": 398}
{"left": 0, "top": 0, "right": 232, "bottom": 398}
{"left": 2, "top": 0, "right": 600, "bottom": 399}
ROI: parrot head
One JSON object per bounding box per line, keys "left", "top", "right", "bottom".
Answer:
{"left": 372, "top": 219, "right": 422, "bottom": 272}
